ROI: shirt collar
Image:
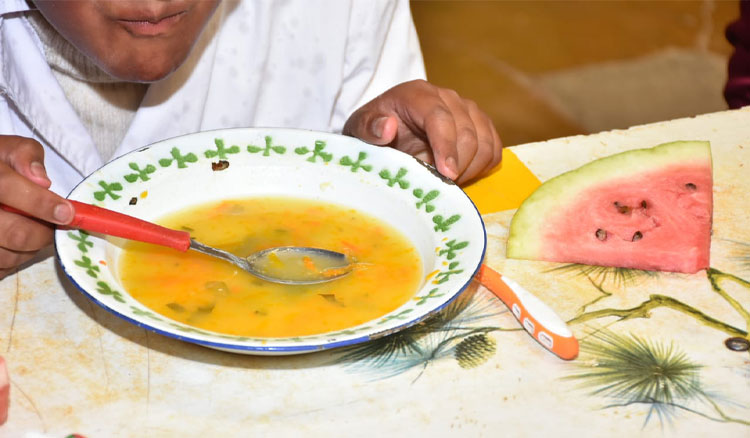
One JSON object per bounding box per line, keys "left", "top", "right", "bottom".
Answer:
{"left": 0, "top": 0, "right": 33, "bottom": 16}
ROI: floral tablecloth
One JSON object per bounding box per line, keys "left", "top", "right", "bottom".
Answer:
{"left": 1, "top": 108, "right": 749, "bottom": 437}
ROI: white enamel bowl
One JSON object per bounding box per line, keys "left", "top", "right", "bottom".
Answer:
{"left": 55, "top": 128, "right": 486, "bottom": 355}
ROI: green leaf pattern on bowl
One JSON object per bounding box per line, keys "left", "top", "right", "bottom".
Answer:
{"left": 123, "top": 162, "right": 157, "bottom": 183}
{"left": 94, "top": 180, "right": 123, "bottom": 201}
{"left": 158, "top": 147, "right": 199, "bottom": 169}
{"left": 204, "top": 138, "right": 241, "bottom": 159}
{"left": 340, "top": 151, "right": 374, "bottom": 173}
{"left": 294, "top": 140, "right": 333, "bottom": 163}
{"left": 247, "top": 136, "right": 287, "bottom": 156}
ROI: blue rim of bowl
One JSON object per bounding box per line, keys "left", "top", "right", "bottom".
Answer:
{"left": 54, "top": 127, "right": 488, "bottom": 354}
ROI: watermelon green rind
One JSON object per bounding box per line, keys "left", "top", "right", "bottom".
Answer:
{"left": 506, "top": 140, "right": 712, "bottom": 271}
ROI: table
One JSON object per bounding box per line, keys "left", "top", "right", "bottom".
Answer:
{"left": 1, "top": 108, "right": 749, "bottom": 437}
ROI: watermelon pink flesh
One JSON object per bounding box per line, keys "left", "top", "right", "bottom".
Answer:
{"left": 506, "top": 141, "right": 713, "bottom": 274}
{"left": 544, "top": 162, "right": 712, "bottom": 273}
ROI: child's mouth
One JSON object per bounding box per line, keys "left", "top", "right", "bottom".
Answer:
{"left": 117, "top": 11, "right": 186, "bottom": 37}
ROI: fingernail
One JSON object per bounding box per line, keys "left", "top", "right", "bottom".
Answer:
{"left": 53, "top": 203, "right": 74, "bottom": 224}
{"left": 371, "top": 117, "right": 388, "bottom": 138}
{"left": 444, "top": 157, "right": 459, "bottom": 179}
{"left": 30, "top": 161, "right": 49, "bottom": 181}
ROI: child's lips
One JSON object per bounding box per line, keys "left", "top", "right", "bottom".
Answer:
{"left": 117, "top": 11, "right": 186, "bottom": 37}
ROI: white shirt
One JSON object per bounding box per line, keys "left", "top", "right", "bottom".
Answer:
{"left": 0, "top": 0, "right": 426, "bottom": 195}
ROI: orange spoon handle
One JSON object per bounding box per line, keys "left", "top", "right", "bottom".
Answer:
{"left": 477, "top": 264, "right": 579, "bottom": 360}
{"left": 2, "top": 200, "right": 191, "bottom": 252}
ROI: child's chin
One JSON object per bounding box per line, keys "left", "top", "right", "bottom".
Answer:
{"left": 100, "top": 59, "right": 181, "bottom": 84}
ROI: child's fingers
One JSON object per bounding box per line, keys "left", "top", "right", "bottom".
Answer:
{"left": 0, "top": 208, "right": 56, "bottom": 252}
{"left": 0, "top": 136, "right": 63, "bottom": 277}
{"left": 0, "top": 135, "right": 52, "bottom": 188}
{"left": 343, "top": 80, "right": 502, "bottom": 183}
{"left": 0, "top": 160, "right": 73, "bottom": 226}
{"left": 434, "top": 90, "right": 503, "bottom": 184}
{"left": 399, "top": 84, "right": 460, "bottom": 180}
{"left": 465, "top": 97, "right": 503, "bottom": 180}
{"left": 0, "top": 135, "right": 72, "bottom": 225}
{"left": 486, "top": 118, "right": 503, "bottom": 173}
{"left": 343, "top": 112, "right": 400, "bottom": 146}
{"left": 0, "top": 239, "right": 48, "bottom": 268}
{"left": 434, "top": 89, "right": 488, "bottom": 184}
{"left": 343, "top": 81, "right": 460, "bottom": 178}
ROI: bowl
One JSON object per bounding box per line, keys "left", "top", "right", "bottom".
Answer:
{"left": 55, "top": 128, "right": 486, "bottom": 355}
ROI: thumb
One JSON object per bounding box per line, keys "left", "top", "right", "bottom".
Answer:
{"left": 1, "top": 136, "right": 52, "bottom": 189}
{"left": 343, "top": 112, "right": 399, "bottom": 146}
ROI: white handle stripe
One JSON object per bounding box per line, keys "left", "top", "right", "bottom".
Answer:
{"left": 502, "top": 276, "right": 572, "bottom": 337}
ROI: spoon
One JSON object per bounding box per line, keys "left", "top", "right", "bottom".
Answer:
{"left": 476, "top": 265, "right": 578, "bottom": 360}
{"left": 5, "top": 200, "right": 352, "bottom": 285}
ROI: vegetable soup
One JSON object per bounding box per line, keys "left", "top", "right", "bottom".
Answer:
{"left": 119, "top": 197, "right": 423, "bottom": 337}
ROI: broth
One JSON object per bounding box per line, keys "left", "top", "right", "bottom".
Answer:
{"left": 119, "top": 197, "right": 423, "bottom": 337}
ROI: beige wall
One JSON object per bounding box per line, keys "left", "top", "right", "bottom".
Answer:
{"left": 411, "top": 0, "right": 740, "bottom": 146}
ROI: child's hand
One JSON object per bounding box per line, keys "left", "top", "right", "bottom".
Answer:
{"left": 0, "top": 136, "right": 74, "bottom": 279}
{"left": 343, "top": 80, "right": 502, "bottom": 185}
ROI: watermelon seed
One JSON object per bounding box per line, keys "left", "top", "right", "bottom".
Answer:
{"left": 640, "top": 200, "right": 648, "bottom": 208}
{"left": 613, "top": 202, "right": 631, "bottom": 214}
{"left": 685, "top": 182, "right": 697, "bottom": 190}
{"left": 595, "top": 229, "right": 607, "bottom": 241}
{"left": 632, "top": 231, "right": 643, "bottom": 242}
{"left": 724, "top": 337, "right": 750, "bottom": 352}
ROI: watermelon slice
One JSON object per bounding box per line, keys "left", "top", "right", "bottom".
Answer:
{"left": 506, "top": 141, "right": 712, "bottom": 274}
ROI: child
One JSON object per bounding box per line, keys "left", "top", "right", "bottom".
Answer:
{"left": 0, "top": 0, "right": 502, "bottom": 278}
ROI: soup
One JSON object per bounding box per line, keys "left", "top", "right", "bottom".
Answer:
{"left": 119, "top": 197, "right": 423, "bottom": 337}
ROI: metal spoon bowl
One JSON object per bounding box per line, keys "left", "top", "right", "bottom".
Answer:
{"left": 189, "top": 241, "right": 352, "bottom": 285}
